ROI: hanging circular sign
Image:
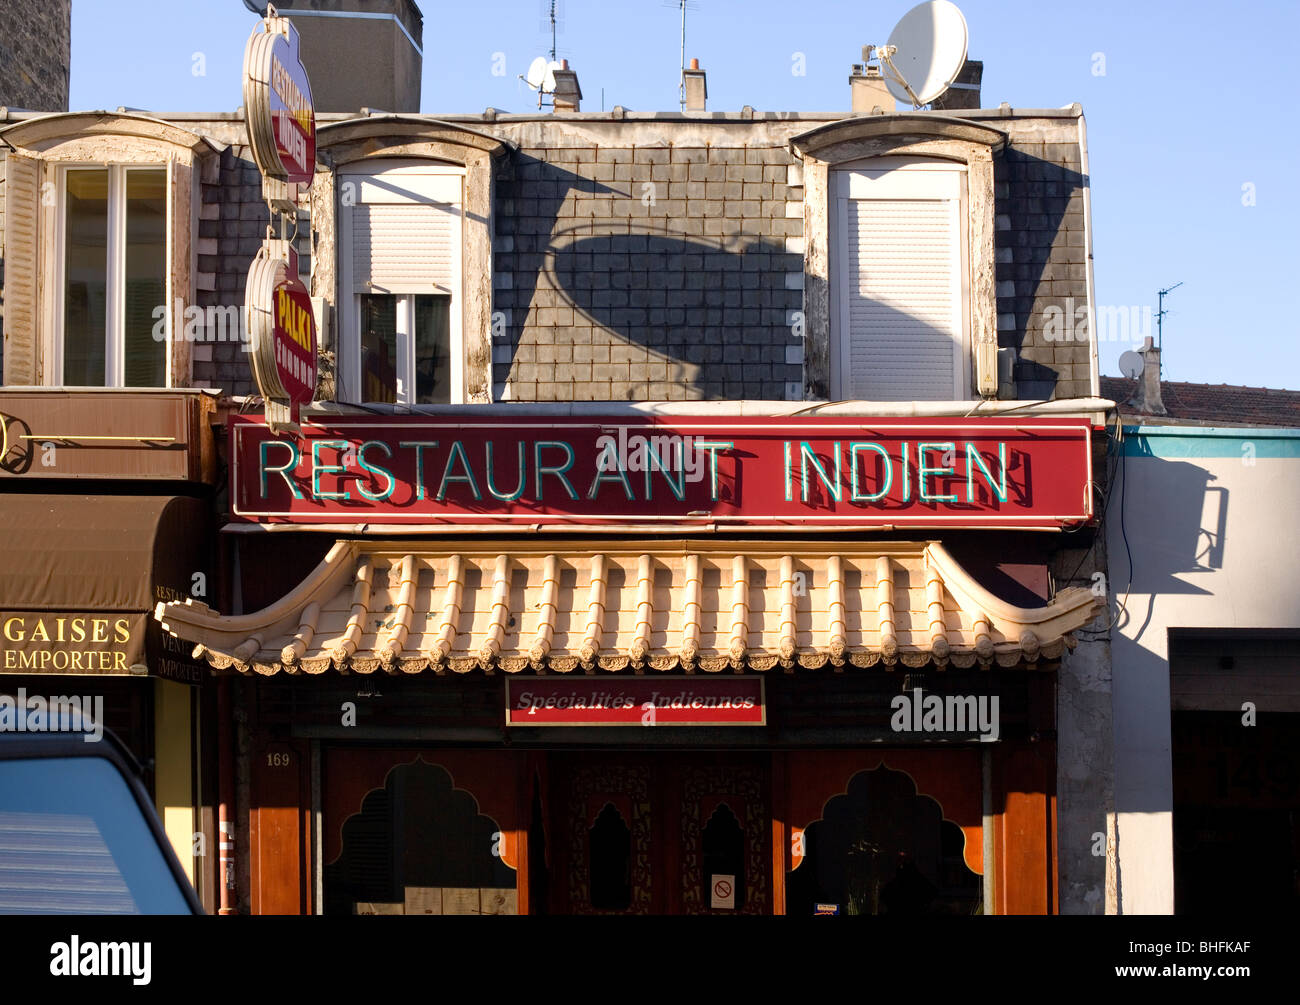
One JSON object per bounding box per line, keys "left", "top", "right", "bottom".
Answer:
{"left": 243, "top": 6, "right": 316, "bottom": 186}
{"left": 246, "top": 242, "right": 317, "bottom": 426}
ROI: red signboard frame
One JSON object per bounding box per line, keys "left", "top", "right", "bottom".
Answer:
{"left": 229, "top": 414, "right": 1094, "bottom": 529}
{"left": 505, "top": 678, "right": 766, "bottom": 727}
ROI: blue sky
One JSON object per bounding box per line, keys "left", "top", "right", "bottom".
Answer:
{"left": 70, "top": 0, "right": 1300, "bottom": 388}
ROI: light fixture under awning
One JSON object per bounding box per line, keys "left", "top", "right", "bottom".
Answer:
{"left": 156, "top": 539, "right": 1101, "bottom": 676}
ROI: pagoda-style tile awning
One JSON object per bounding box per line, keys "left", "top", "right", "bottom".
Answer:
{"left": 154, "top": 540, "right": 1101, "bottom": 676}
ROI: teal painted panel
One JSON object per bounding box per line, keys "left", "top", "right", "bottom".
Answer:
{"left": 1116, "top": 426, "right": 1300, "bottom": 459}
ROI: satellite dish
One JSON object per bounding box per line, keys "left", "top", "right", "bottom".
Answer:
{"left": 1119, "top": 351, "right": 1144, "bottom": 379}
{"left": 876, "top": 0, "right": 969, "bottom": 107}
{"left": 524, "top": 56, "right": 550, "bottom": 91}
{"left": 543, "top": 60, "right": 563, "bottom": 92}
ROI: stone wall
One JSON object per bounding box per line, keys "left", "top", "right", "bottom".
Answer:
{"left": 0, "top": 0, "right": 71, "bottom": 112}
{"left": 487, "top": 131, "right": 806, "bottom": 402}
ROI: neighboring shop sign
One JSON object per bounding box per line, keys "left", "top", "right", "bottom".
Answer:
{"left": 246, "top": 244, "right": 318, "bottom": 433}
{"left": 231, "top": 415, "right": 1094, "bottom": 529}
{"left": 1, "top": 612, "right": 145, "bottom": 674}
{"left": 0, "top": 391, "right": 216, "bottom": 482}
{"left": 243, "top": 4, "right": 316, "bottom": 200}
{"left": 505, "top": 678, "right": 766, "bottom": 727}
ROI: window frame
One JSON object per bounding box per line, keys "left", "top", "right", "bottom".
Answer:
{"left": 0, "top": 113, "right": 218, "bottom": 391}
{"left": 829, "top": 157, "right": 973, "bottom": 402}
{"left": 53, "top": 162, "right": 172, "bottom": 389}
{"left": 336, "top": 159, "right": 467, "bottom": 406}
{"left": 789, "top": 115, "right": 1005, "bottom": 403}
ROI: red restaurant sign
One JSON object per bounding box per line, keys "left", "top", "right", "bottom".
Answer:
{"left": 505, "top": 679, "right": 766, "bottom": 727}
{"left": 230, "top": 414, "right": 1094, "bottom": 529}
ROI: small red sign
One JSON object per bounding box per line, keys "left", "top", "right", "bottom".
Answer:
{"left": 271, "top": 270, "right": 317, "bottom": 406}
{"left": 505, "top": 679, "right": 766, "bottom": 727}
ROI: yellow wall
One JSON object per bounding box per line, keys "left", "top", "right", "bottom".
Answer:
{"left": 154, "top": 678, "right": 195, "bottom": 886}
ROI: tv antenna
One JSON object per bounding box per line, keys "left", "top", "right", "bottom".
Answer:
{"left": 540, "top": 0, "right": 562, "bottom": 61}
{"left": 663, "top": 0, "right": 701, "bottom": 111}
{"left": 868, "top": 0, "right": 968, "bottom": 109}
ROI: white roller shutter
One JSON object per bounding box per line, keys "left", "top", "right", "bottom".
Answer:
{"left": 835, "top": 164, "right": 965, "bottom": 401}
{"left": 352, "top": 202, "right": 457, "bottom": 294}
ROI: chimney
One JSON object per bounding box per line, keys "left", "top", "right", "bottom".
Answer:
{"left": 274, "top": 0, "right": 423, "bottom": 113}
{"left": 930, "top": 59, "right": 983, "bottom": 111}
{"left": 1127, "top": 336, "right": 1167, "bottom": 416}
{"left": 850, "top": 61, "right": 893, "bottom": 114}
{"left": 551, "top": 59, "right": 582, "bottom": 112}
{"left": 684, "top": 57, "right": 707, "bottom": 112}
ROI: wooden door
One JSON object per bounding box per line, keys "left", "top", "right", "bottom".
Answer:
{"left": 549, "top": 752, "right": 770, "bottom": 915}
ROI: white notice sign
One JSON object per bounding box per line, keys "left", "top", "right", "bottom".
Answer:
{"left": 710, "top": 874, "right": 736, "bottom": 910}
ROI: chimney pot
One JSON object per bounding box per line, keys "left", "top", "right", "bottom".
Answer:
{"left": 683, "top": 59, "right": 707, "bottom": 112}
{"left": 551, "top": 61, "right": 582, "bottom": 112}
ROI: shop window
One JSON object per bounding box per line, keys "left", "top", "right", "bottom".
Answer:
{"left": 59, "top": 166, "right": 168, "bottom": 388}
{"left": 701, "top": 803, "right": 745, "bottom": 911}
{"left": 589, "top": 802, "right": 632, "bottom": 911}
{"left": 786, "top": 764, "right": 980, "bottom": 916}
{"left": 831, "top": 158, "right": 969, "bottom": 402}
{"left": 338, "top": 160, "right": 464, "bottom": 405}
{"left": 324, "top": 760, "right": 515, "bottom": 915}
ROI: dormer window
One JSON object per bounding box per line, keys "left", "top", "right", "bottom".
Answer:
{"left": 790, "top": 115, "right": 1005, "bottom": 402}
{"left": 0, "top": 113, "right": 220, "bottom": 389}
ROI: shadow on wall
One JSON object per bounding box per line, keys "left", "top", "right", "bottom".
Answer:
{"left": 496, "top": 154, "right": 801, "bottom": 400}
{"left": 1110, "top": 440, "right": 1229, "bottom": 645}
{"left": 993, "top": 150, "right": 1089, "bottom": 400}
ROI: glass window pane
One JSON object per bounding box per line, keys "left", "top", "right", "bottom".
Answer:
{"left": 360, "top": 294, "right": 398, "bottom": 403}
{"left": 63, "top": 169, "right": 108, "bottom": 386}
{"left": 414, "top": 294, "right": 451, "bottom": 404}
{"left": 0, "top": 757, "right": 192, "bottom": 914}
{"left": 123, "top": 170, "right": 167, "bottom": 388}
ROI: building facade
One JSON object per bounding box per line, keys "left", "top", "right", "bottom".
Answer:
{"left": 1103, "top": 360, "right": 1300, "bottom": 914}
{"left": 0, "top": 4, "right": 1117, "bottom": 914}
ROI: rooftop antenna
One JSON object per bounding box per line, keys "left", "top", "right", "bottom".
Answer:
{"left": 871, "top": 0, "right": 969, "bottom": 109}
{"left": 663, "top": 0, "right": 701, "bottom": 111}
{"left": 519, "top": 2, "right": 567, "bottom": 109}
{"left": 544, "top": 0, "right": 560, "bottom": 61}
{"left": 1156, "top": 282, "right": 1183, "bottom": 370}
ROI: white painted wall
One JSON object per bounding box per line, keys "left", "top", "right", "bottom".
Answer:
{"left": 1107, "top": 425, "right": 1300, "bottom": 914}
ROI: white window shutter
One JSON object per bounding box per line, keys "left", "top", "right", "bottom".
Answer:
{"left": 843, "top": 196, "right": 962, "bottom": 401}
{"left": 3, "top": 153, "right": 42, "bottom": 385}
{"left": 352, "top": 202, "right": 457, "bottom": 294}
